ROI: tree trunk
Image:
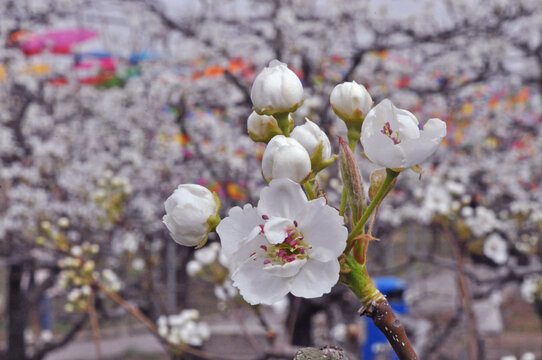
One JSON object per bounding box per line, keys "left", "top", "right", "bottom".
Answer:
{"left": 7, "top": 263, "right": 27, "bottom": 360}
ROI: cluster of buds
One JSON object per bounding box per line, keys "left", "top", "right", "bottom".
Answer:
{"left": 36, "top": 218, "right": 71, "bottom": 251}
{"left": 157, "top": 309, "right": 211, "bottom": 347}
{"left": 93, "top": 170, "right": 132, "bottom": 224}
{"left": 248, "top": 60, "right": 335, "bottom": 182}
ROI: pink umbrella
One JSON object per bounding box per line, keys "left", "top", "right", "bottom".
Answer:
{"left": 20, "top": 28, "right": 97, "bottom": 56}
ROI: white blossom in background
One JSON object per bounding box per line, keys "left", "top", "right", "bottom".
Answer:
{"left": 193, "top": 242, "right": 221, "bottom": 265}
{"left": 483, "top": 233, "right": 508, "bottom": 264}
{"left": 465, "top": 206, "right": 500, "bottom": 237}
{"left": 251, "top": 60, "right": 303, "bottom": 115}
{"left": 163, "top": 184, "right": 220, "bottom": 247}
{"left": 101, "top": 269, "right": 122, "bottom": 292}
{"left": 520, "top": 275, "right": 542, "bottom": 303}
{"left": 261, "top": 135, "right": 312, "bottom": 183}
{"left": 361, "top": 99, "right": 446, "bottom": 169}
{"left": 186, "top": 260, "right": 203, "bottom": 277}
{"left": 217, "top": 179, "right": 347, "bottom": 305}
{"left": 157, "top": 309, "right": 210, "bottom": 347}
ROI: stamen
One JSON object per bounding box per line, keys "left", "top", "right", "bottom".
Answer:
{"left": 293, "top": 220, "right": 298, "bottom": 227}
{"left": 262, "top": 214, "right": 269, "bottom": 220}
{"left": 260, "top": 245, "right": 267, "bottom": 251}
{"left": 264, "top": 260, "right": 271, "bottom": 264}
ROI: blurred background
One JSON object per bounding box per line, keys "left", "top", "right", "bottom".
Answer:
{"left": 1, "top": 0, "right": 541, "bottom": 359}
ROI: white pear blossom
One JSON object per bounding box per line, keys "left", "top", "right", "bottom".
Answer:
{"left": 156, "top": 310, "right": 210, "bottom": 347}
{"left": 216, "top": 179, "right": 347, "bottom": 305}
{"left": 262, "top": 135, "right": 312, "bottom": 183}
{"left": 291, "top": 118, "right": 333, "bottom": 169}
{"left": 247, "top": 111, "right": 284, "bottom": 143}
{"left": 483, "top": 233, "right": 508, "bottom": 264}
{"left": 330, "top": 81, "right": 373, "bottom": 123}
{"left": 361, "top": 99, "right": 446, "bottom": 169}
{"left": 163, "top": 184, "right": 220, "bottom": 247}
{"left": 251, "top": 60, "right": 303, "bottom": 115}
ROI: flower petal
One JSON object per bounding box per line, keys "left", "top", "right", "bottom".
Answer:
{"left": 397, "top": 118, "right": 446, "bottom": 167}
{"left": 296, "top": 198, "right": 347, "bottom": 261}
{"left": 362, "top": 128, "right": 406, "bottom": 168}
{"left": 231, "top": 257, "right": 290, "bottom": 305}
{"left": 290, "top": 259, "right": 340, "bottom": 298}
{"left": 258, "top": 179, "right": 308, "bottom": 218}
{"left": 216, "top": 204, "right": 262, "bottom": 259}
{"left": 264, "top": 258, "right": 307, "bottom": 277}
{"left": 264, "top": 217, "right": 294, "bottom": 244}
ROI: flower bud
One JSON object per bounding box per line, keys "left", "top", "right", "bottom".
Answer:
{"left": 163, "top": 184, "right": 221, "bottom": 247}
{"left": 361, "top": 99, "right": 446, "bottom": 169}
{"left": 291, "top": 119, "right": 335, "bottom": 173}
{"left": 250, "top": 60, "right": 303, "bottom": 115}
{"left": 330, "top": 81, "right": 372, "bottom": 127}
{"left": 261, "top": 135, "right": 311, "bottom": 183}
{"left": 247, "top": 111, "right": 290, "bottom": 143}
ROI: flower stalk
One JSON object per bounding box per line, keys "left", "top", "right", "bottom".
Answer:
{"left": 274, "top": 112, "right": 291, "bottom": 137}
{"left": 348, "top": 168, "right": 399, "bottom": 243}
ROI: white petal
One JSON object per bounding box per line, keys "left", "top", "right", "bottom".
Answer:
{"left": 290, "top": 259, "right": 340, "bottom": 298}
{"left": 395, "top": 108, "right": 420, "bottom": 140}
{"left": 296, "top": 198, "right": 347, "bottom": 261}
{"left": 362, "top": 128, "right": 406, "bottom": 168}
{"left": 264, "top": 258, "right": 307, "bottom": 277}
{"left": 231, "top": 257, "right": 290, "bottom": 305}
{"left": 397, "top": 118, "right": 446, "bottom": 167}
{"left": 264, "top": 217, "right": 294, "bottom": 244}
{"left": 216, "top": 204, "right": 262, "bottom": 259}
{"left": 258, "top": 179, "right": 308, "bottom": 218}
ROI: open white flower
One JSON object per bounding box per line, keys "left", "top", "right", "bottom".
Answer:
{"left": 361, "top": 99, "right": 446, "bottom": 169}
{"left": 483, "top": 233, "right": 508, "bottom": 265}
{"left": 216, "top": 179, "right": 347, "bottom": 305}
{"left": 262, "top": 135, "right": 311, "bottom": 183}
{"left": 251, "top": 60, "right": 303, "bottom": 115}
{"left": 163, "top": 184, "right": 220, "bottom": 247}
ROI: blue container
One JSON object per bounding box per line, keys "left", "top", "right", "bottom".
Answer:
{"left": 361, "top": 276, "right": 407, "bottom": 360}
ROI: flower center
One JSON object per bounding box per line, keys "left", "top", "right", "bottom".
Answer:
{"left": 260, "top": 224, "right": 309, "bottom": 265}
{"left": 381, "top": 122, "right": 401, "bottom": 144}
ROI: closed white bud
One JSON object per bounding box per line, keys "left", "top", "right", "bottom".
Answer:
{"left": 251, "top": 60, "right": 303, "bottom": 115}
{"left": 163, "top": 184, "right": 221, "bottom": 247}
{"left": 261, "top": 135, "right": 311, "bottom": 183}
{"left": 330, "top": 81, "right": 372, "bottom": 125}
{"left": 247, "top": 111, "right": 288, "bottom": 143}
{"left": 291, "top": 118, "right": 334, "bottom": 172}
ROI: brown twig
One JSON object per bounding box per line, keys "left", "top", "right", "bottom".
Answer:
{"left": 363, "top": 300, "right": 418, "bottom": 360}
{"left": 88, "top": 291, "right": 103, "bottom": 360}
{"left": 444, "top": 229, "right": 484, "bottom": 360}
{"left": 95, "top": 282, "right": 240, "bottom": 360}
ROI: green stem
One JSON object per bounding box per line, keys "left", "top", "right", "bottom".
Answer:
{"left": 341, "top": 255, "right": 384, "bottom": 308}
{"left": 274, "top": 112, "right": 290, "bottom": 137}
{"left": 348, "top": 168, "right": 399, "bottom": 242}
{"left": 303, "top": 181, "right": 316, "bottom": 200}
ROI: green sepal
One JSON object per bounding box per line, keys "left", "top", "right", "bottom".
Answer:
{"left": 197, "top": 192, "right": 222, "bottom": 249}
{"left": 310, "top": 141, "right": 337, "bottom": 174}
{"left": 338, "top": 137, "right": 365, "bottom": 221}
